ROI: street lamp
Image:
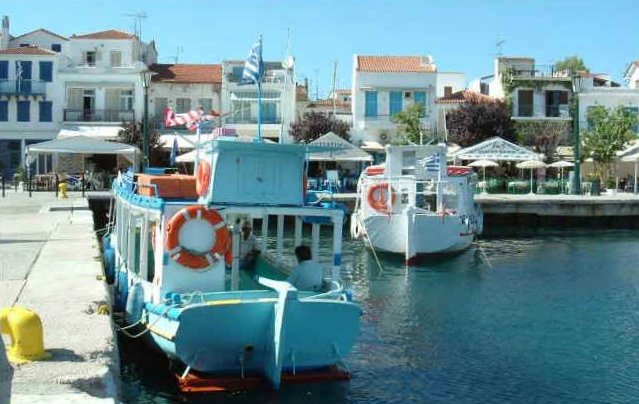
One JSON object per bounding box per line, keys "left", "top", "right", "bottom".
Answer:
{"left": 570, "top": 74, "right": 584, "bottom": 195}
{"left": 140, "top": 70, "right": 154, "bottom": 170}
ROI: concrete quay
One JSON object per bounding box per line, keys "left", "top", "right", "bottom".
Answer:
{"left": 0, "top": 191, "right": 117, "bottom": 403}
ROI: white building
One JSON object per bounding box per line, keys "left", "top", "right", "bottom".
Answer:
{"left": 625, "top": 61, "right": 639, "bottom": 89}
{"left": 148, "top": 63, "right": 222, "bottom": 133}
{"left": 0, "top": 16, "right": 63, "bottom": 176}
{"left": 220, "top": 59, "right": 296, "bottom": 142}
{"left": 351, "top": 55, "right": 465, "bottom": 144}
{"left": 577, "top": 74, "right": 639, "bottom": 133}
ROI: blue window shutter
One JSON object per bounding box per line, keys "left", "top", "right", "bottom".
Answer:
{"left": 390, "top": 91, "right": 403, "bottom": 116}
{"left": 263, "top": 102, "right": 277, "bottom": 123}
{"left": 39, "top": 62, "right": 53, "bottom": 82}
{"left": 0, "top": 101, "right": 7, "bottom": 121}
{"left": 39, "top": 101, "right": 52, "bottom": 122}
{"left": 0, "top": 61, "right": 7, "bottom": 80}
{"left": 414, "top": 91, "right": 426, "bottom": 117}
{"left": 51, "top": 44, "right": 61, "bottom": 52}
{"left": 365, "top": 91, "right": 378, "bottom": 117}
{"left": 17, "top": 101, "right": 30, "bottom": 122}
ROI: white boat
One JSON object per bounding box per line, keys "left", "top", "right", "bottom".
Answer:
{"left": 103, "top": 139, "right": 361, "bottom": 390}
{"left": 350, "top": 144, "right": 483, "bottom": 263}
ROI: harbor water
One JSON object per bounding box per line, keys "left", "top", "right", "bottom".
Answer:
{"left": 120, "top": 228, "right": 639, "bottom": 403}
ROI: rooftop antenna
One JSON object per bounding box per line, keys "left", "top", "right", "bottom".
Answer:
{"left": 122, "top": 11, "right": 147, "bottom": 40}
{"left": 171, "top": 46, "right": 184, "bottom": 64}
{"left": 496, "top": 38, "right": 506, "bottom": 56}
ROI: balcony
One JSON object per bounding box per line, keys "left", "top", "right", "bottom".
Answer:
{"left": 506, "top": 64, "right": 571, "bottom": 80}
{"left": 0, "top": 80, "right": 47, "bottom": 97}
{"left": 226, "top": 72, "right": 286, "bottom": 84}
{"left": 63, "top": 109, "right": 135, "bottom": 123}
{"left": 224, "top": 115, "right": 282, "bottom": 125}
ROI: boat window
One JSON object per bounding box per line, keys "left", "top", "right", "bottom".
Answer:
{"left": 146, "top": 222, "right": 156, "bottom": 283}
{"left": 132, "top": 217, "right": 142, "bottom": 275}
{"left": 401, "top": 150, "right": 416, "bottom": 175}
{"left": 441, "top": 182, "right": 460, "bottom": 212}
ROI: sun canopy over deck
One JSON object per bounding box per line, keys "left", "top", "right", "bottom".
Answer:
{"left": 26, "top": 135, "right": 140, "bottom": 164}
{"left": 453, "top": 137, "right": 543, "bottom": 162}
{"left": 307, "top": 132, "right": 373, "bottom": 162}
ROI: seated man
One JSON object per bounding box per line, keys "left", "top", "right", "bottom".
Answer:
{"left": 239, "top": 222, "right": 260, "bottom": 270}
{"left": 287, "top": 245, "right": 324, "bottom": 292}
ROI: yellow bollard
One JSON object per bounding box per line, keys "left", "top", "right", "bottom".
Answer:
{"left": 0, "top": 307, "right": 48, "bottom": 364}
{"left": 58, "top": 182, "right": 68, "bottom": 199}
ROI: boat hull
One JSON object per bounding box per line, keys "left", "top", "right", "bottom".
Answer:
{"left": 144, "top": 290, "right": 361, "bottom": 386}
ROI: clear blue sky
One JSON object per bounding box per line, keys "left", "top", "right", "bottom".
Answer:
{"left": 4, "top": 0, "right": 638, "bottom": 98}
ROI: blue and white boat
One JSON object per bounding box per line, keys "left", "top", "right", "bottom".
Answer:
{"left": 103, "top": 139, "right": 361, "bottom": 390}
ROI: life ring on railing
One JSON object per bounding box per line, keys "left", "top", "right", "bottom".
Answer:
{"left": 164, "top": 205, "right": 230, "bottom": 270}
{"left": 367, "top": 183, "right": 396, "bottom": 214}
{"left": 195, "top": 160, "right": 211, "bottom": 197}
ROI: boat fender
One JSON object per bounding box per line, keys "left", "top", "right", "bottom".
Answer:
{"left": 125, "top": 282, "right": 145, "bottom": 325}
{"left": 114, "top": 270, "right": 129, "bottom": 312}
{"left": 101, "top": 233, "right": 111, "bottom": 251}
{"left": 195, "top": 160, "right": 211, "bottom": 197}
{"left": 367, "top": 183, "right": 396, "bottom": 214}
{"left": 103, "top": 248, "right": 115, "bottom": 285}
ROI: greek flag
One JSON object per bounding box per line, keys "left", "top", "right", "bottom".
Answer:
{"left": 419, "top": 153, "right": 440, "bottom": 172}
{"left": 240, "top": 36, "right": 263, "bottom": 86}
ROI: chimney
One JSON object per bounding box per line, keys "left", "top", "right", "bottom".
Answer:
{"left": 0, "top": 16, "right": 9, "bottom": 50}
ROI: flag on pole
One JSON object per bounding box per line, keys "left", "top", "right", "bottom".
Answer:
{"left": 240, "top": 36, "right": 263, "bottom": 86}
{"left": 170, "top": 137, "right": 178, "bottom": 166}
{"left": 419, "top": 153, "right": 440, "bottom": 172}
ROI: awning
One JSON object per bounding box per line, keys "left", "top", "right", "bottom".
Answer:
{"left": 453, "top": 137, "right": 543, "bottom": 161}
{"left": 307, "top": 132, "right": 373, "bottom": 162}
{"left": 361, "top": 140, "right": 385, "bottom": 152}
{"left": 57, "top": 125, "right": 123, "bottom": 140}
{"left": 160, "top": 128, "right": 237, "bottom": 150}
{"left": 27, "top": 136, "right": 140, "bottom": 164}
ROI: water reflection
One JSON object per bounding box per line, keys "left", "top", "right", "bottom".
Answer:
{"left": 121, "top": 229, "right": 639, "bottom": 403}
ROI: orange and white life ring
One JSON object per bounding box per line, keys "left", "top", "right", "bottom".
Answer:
{"left": 164, "top": 205, "right": 230, "bottom": 270}
{"left": 367, "top": 182, "right": 396, "bottom": 214}
{"left": 195, "top": 160, "right": 211, "bottom": 197}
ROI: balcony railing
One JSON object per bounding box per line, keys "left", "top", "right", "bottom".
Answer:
{"left": 63, "top": 109, "right": 135, "bottom": 123}
{"left": 226, "top": 73, "right": 286, "bottom": 84}
{"left": 224, "top": 115, "right": 282, "bottom": 125}
{"left": 506, "top": 64, "right": 571, "bottom": 79}
{"left": 0, "top": 80, "right": 47, "bottom": 97}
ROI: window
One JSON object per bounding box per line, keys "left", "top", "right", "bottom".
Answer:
{"left": 176, "top": 98, "right": 190, "bottom": 113}
{"left": 19, "top": 43, "right": 30, "bottom": 47}
{"left": 365, "top": 91, "right": 378, "bottom": 117}
{"left": 0, "top": 101, "right": 7, "bottom": 121}
{"left": 83, "top": 51, "right": 96, "bottom": 66}
{"left": 623, "top": 107, "right": 639, "bottom": 133}
{"left": 51, "top": 44, "right": 61, "bottom": 52}
{"left": 545, "top": 90, "right": 569, "bottom": 117}
{"left": 39, "top": 101, "right": 52, "bottom": 122}
{"left": 414, "top": 91, "right": 427, "bottom": 117}
{"left": 263, "top": 102, "right": 277, "bottom": 123}
{"left": 154, "top": 97, "right": 168, "bottom": 118}
{"left": 389, "top": 91, "right": 403, "bottom": 117}
{"left": 0, "top": 61, "right": 7, "bottom": 80}
{"left": 518, "top": 90, "right": 533, "bottom": 117}
{"left": 39, "top": 61, "right": 53, "bottom": 82}
{"left": 199, "top": 98, "right": 213, "bottom": 113}
{"left": 110, "top": 51, "right": 122, "bottom": 67}
{"left": 120, "top": 89, "right": 134, "bottom": 111}
{"left": 232, "top": 66, "right": 244, "bottom": 81}
{"left": 444, "top": 86, "right": 453, "bottom": 98}
{"left": 17, "top": 101, "right": 30, "bottom": 122}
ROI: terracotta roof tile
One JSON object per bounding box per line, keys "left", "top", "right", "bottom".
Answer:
{"left": 150, "top": 64, "right": 222, "bottom": 84}
{"left": 71, "top": 29, "right": 135, "bottom": 40}
{"left": 0, "top": 46, "right": 56, "bottom": 56}
{"left": 357, "top": 56, "right": 436, "bottom": 73}
{"left": 307, "top": 99, "right": 351, "bottom": 108}
{"left": 12, "top": 28, "right": 68, "bottom": 41}
{"left": 436, "top": 90, "right": 496, "bottom": 104}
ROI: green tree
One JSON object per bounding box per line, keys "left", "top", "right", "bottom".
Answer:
{"left": 582, "top": 106, "right": 638, "bottom": 181}
{"left": 555, "top": 56, "right": 589, "bottom": 73}
{"left": 391, "top": 104, "right": 427, "bottom": 144}
{"left": 289, "top": 112, "right": 351, "bottom": 143}
{"left": 117, "top": 122, "right": 164, "bottom": 166}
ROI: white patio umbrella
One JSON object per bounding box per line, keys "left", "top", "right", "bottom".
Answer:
{"left": 516, "top": 160, "right": 547, "bottom": 194}
{"left": 468, "top": 159, "right": 498, "bottom": 194}
{"left": 621, "top": 153, "right": 639, "bottom": 194}
{"left": 548, "top": 160, "right": 574, "bottom": 194}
